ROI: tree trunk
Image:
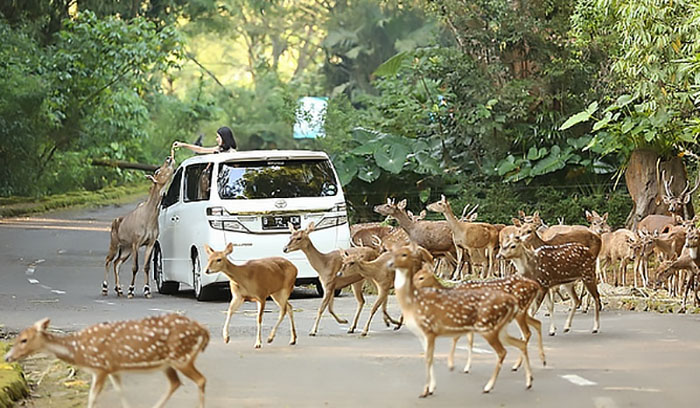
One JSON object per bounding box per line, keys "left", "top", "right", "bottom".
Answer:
{"left": 91, "top": 159, "right": 159, "bottom": 172}
{"left": 625, "top": 149, "right": 693, "bottom": 230}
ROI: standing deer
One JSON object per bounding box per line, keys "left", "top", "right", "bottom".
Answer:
{"left": 389, "top": 243, "right": 533, "bottom": 397}
{"left": 4, "top": 314, "right": 208, "bottom": 408}
{"left": 282, "top": 222, "right": 378, "bottom": 336}
{"left": 598, "top": 229, "right": 636, "bottom": 286}
{"left": 426, "top": 195, "right": 500, "bottom": 279}
{"left": 661, "top": 169, "right": 700, "bottom": 220}
{"left": 337, "top": 250, "right": 403, "bottom": 335}
{"left": 373, "top": 198, "right": 461, "bottom": 276}
{"left": 412, "top": 268, "right": 546, "bottom": 373}
{"left": 498, "top": 234, "right": 601, "bottom": 335}
{"left": 204, "top": 243, "right": 297, "bottom": 349}
{"left": 104, "top": 156, "right": 175, "bottom": 298}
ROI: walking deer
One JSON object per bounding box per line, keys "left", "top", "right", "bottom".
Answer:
{"left": 498, "top": 234, "right": 601, "bottom": 335}
{"left": 4, "top": 314, "right": 208, "bottom": 408}
{"left": 104, "top": 156, "right": 175, "bottom": 298}
{"left": 204, "top": 243, "right": 297, "bottom": 348}
{"left": 283, "top": 222, "right": 378, "bottom": 336}
{"left": 389, "top": 243, "right": 533, "bottom": 397}
{"left": 412, "top": 268, "right": 545, "bottom": 373}
{"left": 427, "top": 195, "right": 500, "bottom": 279}
{"left": 338, "top": 250, "right": 403, "bottom": 335}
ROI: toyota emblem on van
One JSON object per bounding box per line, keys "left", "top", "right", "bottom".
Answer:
{"left": 275, "top": 199, "right": 287, "bottom": 209}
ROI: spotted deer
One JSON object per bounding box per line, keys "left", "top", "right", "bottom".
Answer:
{"left": 104, "top": 155, "right": 175, "bottom": 298}
{"left": 389, "top": 243, "right": 533, "bottom": 397}
{"left": 283, "top": 222, "right": 378, "bottom": 336}
{"left": 426, "top": 196, "right": 500, "bottom": 279}
{"left": 412, "top": 268, "right": 545, "bottom": 373}
{"left": 497, "top": 234, "right": 601, "bottom": 335}
{"left": 4, "top": 314, "right": 208, "bottom": 408}
{"left": 204, "top": 243, "right": 297, "bottom": 349}
{"left": 337, "top": 250, "right": 403, "bottom": 335}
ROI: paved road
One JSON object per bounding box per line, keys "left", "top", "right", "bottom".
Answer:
{"left": 1, "top": 201, "right": 700, "bottom": 407}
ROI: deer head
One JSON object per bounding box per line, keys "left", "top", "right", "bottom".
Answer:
{"left": 373, "top": 198, "right": 408, "bottom": 218}
{"left": 282, "top": 222, "right": 315, "bottom": 253}
{"left": 148, "top": 156, "right": 176, "bottom": 195}
{"left": 585, "top": 210, "right": 611, "bottom": 234}
{"left": 426, "top": 195, "right": 452, "bottom": 214}
{"left": 661, "top": 170, "right": 699, "bottom": 217}
{"left": 204, "top": 243, "right": 234, "bottom": 274}
{"left": 629, "top": 229, "right": 653, "bottom": 261}
{"left": 412, "top": 266, "right": 442, "bottom": 288}
{"left": 4, "top": 318, "right": 51, "bottom": 363}
{"left": 686, "top": 227, "right": 699, "bottom": 260}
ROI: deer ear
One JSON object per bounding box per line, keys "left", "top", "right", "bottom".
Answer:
{"left": 204, "top": 244, "right": 213, "bottom": 255}
{"left": 440, "top": 194, "right": 446, "bottom": 203}
{"left": 512, "top": 218, "right": 521, "bottom": 227}
{"left": 397, "top": 199, "right": 407, "bottom": 210}
{"left": 419, "top": 210, "right": 427, "bottom": 218}
{"left": 518, "top": 210, "right": 526, "bottom": 218}
{"left": 288, "top": 222, "right": 296, "bottom": 233}
{"left": 602, "top": 212, "right": 609, "bottom": 221}
{"left": 585, "top": 210, "right": 593, "bottom": 221}
{"left": 307, "top": 221, "right": 316, "bottom": 232}
{"left": 225, "top": 242, "right": 234, "bottom": 254}
{"left": 34, "top": 318, "right": 50, "bottom": 332}
{"left": 387, "top": 197, "right": 393, "bottom": 205}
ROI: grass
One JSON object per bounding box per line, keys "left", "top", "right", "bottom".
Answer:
{"left": 0, "top": 342, "right": 29, "bottom": 407}
{"left": 0, "top": 183, "right": 151, "bottom": 218}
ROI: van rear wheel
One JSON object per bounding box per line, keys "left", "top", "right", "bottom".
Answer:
{"left": 192, "top": 253, "right": 216, "bottom": 301}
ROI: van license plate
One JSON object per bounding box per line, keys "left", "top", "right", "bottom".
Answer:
{"left": 262, "top": 215, "right": 301, "bottom": 230}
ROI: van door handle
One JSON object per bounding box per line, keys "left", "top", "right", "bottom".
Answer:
{"left": 170, "top": 216, "right": 180, "bottom": 223}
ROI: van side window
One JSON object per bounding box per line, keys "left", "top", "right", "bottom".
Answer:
{"left": 161, "top": 168, "right": 183, "bottom": 208}
{"left": 184, "top": 163, "right": 212, "bottom": 202}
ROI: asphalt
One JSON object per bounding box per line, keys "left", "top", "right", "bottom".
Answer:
{"left": 1, "top": 201, "right": 700, "bottom": 407}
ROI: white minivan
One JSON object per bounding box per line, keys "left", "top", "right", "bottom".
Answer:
{"left": 154, "top": 150, "right": 351, "bottom": 300}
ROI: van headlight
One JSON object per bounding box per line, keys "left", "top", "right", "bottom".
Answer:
{"left": 209, "top": 220, "right": 249, "bottom": 232}
{"left": 314, "top": 215, "right": 348, "bottom": 230}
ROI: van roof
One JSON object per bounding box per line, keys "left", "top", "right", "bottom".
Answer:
{"left": 177, "top": 150, "right": 330, "bottom": 167}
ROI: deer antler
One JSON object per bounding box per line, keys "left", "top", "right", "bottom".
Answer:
{"left": 662, "top": 170, "right": 674, "bottom": 197}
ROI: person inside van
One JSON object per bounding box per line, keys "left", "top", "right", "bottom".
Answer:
{"left": 172, "top": 126, "right": 237, "bottom": 154}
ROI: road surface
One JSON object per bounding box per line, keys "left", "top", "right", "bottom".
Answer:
{"left": 1, "top": 201, "right": 699, "bottom": 407}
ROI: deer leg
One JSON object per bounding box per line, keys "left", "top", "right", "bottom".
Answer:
{"left": 500, "top": 328, "right": 533, "bottom": 389}
{"left": 463, "top": 332, "right": 474, "bottom": 373}
{"left": 325, "top": 282, "right": 348, "bottom": 325}
{"left": 113, "top": 249, "right": 130, "bottom": 296}
{"left": 87, "top": 372, "right": 107, "bottom": 408}
{"left": 361, "top": 285, "right": 388, "bottom": 336}
{"left": 481, "top": 330, "right": 507, "bottom": 393}
{"left": 254, "top": 298, "right": 266, "bottom": 348}
{"left": 104, "top": 244, "right": 119, "bottom": 296}
{"left": 543, "top": 290, "right": 557, "bottom": 336}
{"left": 448, "top": 336, "right": 458, "bottom": 371}
{"left": 127, "top": 243, "right": 140, "bottom": 299}
{"left": 381, "top": 292, "right": 402, "bottom": 329}
{"left": 348, "top": 280, "right": 366, "bottom": 334}
{"left": 142, "top": 242, "right": 156, "bottom": 298}
{"left": 511, "top": 312, "right": 531, "bottom": 371}
{"left": 563, "top": 284, "right": 581, "bottom": 333}
{"left": 419, "top": 334, "right": 437, "bottom": 398}
{"left": 454, "top": 248, "right": 464, "bottom": 280}
{"left": 268, "top": 291, "right": 296, "bottom": 345}
{"left": 176, "top": 362, "right": 206, "bottom": 408}
{"left": 286, "top": 301, "right": 297, "bottom": 345}
{"left": 108, "top": 374, "right": 131, "bottom": 408}
{"left": 582, "top": 280, "right": 601, "bottom": 333}
{"left": 223, "top": 293, "right": 244, "bottom": 344}
{"left": 310, "top": 289, "right": 335, "bottom": 336}
{"left": 152, "top": 368, "right": 181, "bottom": 408}
{"left": 526, "top": 314, "right": 546, "bottom": 366}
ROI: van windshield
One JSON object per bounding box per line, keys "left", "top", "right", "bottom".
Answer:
{"left": 217, "top": 159, "right": 339, "bottom": 199}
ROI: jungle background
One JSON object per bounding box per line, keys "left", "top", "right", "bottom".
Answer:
{"left": 2, "top": 0, "right": 699, "bottom": 226}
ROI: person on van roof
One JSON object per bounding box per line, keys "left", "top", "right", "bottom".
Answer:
{"left": 172, "top": 126, "right": 237, "bottom": 154}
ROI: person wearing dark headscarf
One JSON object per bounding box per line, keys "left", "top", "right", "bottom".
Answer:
{"left": 172, "top": 126, "right": 237, "bottom": 154}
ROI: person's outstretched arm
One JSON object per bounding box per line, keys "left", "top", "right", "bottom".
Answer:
{"left": 172, "top": 141, "right": 218, "bottom": 154}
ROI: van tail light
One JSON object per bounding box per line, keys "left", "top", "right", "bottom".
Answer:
{"left": 314, "top": 215, "right": 348, "bottom": 230}
{"left": 209, "top": 220, "right": 248, "bottom": 232}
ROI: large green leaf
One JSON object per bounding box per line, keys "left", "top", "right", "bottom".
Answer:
{"left": 334, "top": 156, "right": 359, "bottom": 186}
{"left": 374, "top": 143, "right": 410, "bottom": 174}
{"left": 357, "top": 163, "right": 381, "bottom": 183}
{"left": 373, "top": 51, "right": 408, "bottom": 77}
{"left": 559, "top": 111, "right": 591, "bottom": 130}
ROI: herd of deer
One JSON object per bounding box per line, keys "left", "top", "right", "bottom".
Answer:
{"left": 5, "top": 156, "right": 700, "bottom": 405}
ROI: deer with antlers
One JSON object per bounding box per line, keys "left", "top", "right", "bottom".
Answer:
{"left": 427, "top": 195, "right": 500, "bottom": 279}
{"left": 4, "top": 314, "right": 208, "bottom": 408}
{"left": 660, "top": 168, "right": 700, "bottom": 220}
{"left": 104, "top": 156, "right": 175, "bottom": 298}
{"left": 283, "top": 222, "right": 378, "bottom": 336}
{"left": 498, "top": 234, "right": 601, "bottom": 335}
{"left": 204, "top": 243, "right": 297, "bottom": 349}
{"left": 373, "top": 198, "right": 462, "bottom": 276}
{"left": 389, "top": 243, "right": 533, "bottom": 397}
